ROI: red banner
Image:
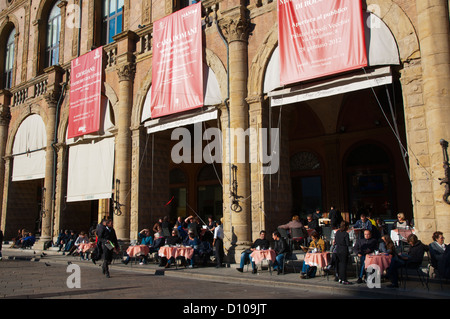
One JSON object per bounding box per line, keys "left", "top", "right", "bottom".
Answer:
{"left": 151, "top": 2, "right": 203, "bottom": 118}
{"left": 278, "top": 0, "right": 367, "bottom": 85}
{"left": 68, "top": 47, "right": 103, "bottom": 139}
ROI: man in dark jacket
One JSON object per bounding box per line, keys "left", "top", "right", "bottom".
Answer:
{"left": 353, "top": 229, "right": 378, "bottom": 283}
{"left": 97, "top": 219, "right": 120, "bottom": 278}
{"left": 387, "top": 234, "right": 427, "bottom": 288}
{"left": 237, "top": 230, "right": 270, "bottom": 274}
{"left": 272, "top": 230, "right": 289, "bottom": 275}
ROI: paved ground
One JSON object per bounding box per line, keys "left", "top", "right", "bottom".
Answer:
{"left": 1, "top": 247, "right": 449, "bottom": 306}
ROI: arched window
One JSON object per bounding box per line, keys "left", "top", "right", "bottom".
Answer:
{"left": 102, "top": 0, "right": 124, "bottom": 44}
{"left": 46, "top": 1, "right": 61, "bottom": 67}
{"left": 4, "top": 28, "right": 15, "bottom": 89}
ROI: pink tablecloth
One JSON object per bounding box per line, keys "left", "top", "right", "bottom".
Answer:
{"left": 174, "top": 246, "right": 194, "bottom": 260}
{"left": 159, "top": 246, "right": 176, "bottom": 258}
{"left": 127, "top": 245, "right": 150, "bottom": 257}
{"left": 158, "top": 246, "right": 194, "bottom": 259}
{"left": 250, "top": 249, "right": 276, "bottom": 264}
{"left": 364, "top": 254, "right": 392, "bottom": 274}
{"left": 304, "top": 252, "right": 330, "bottom": 268}
{"left": 78, "top": 243, "right": 95, "bottom": 253}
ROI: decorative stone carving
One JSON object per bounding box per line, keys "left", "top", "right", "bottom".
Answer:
{"left": 117, "top": 63, "right": 136, "bottom": 82}
{"left": 0, "top": 105, "right": 11, "bottom": 126}
{"left": 219, "top": 15, "right": 250, "bottom": 43}
{"left": 44, "top": 90, "right": 60, "bottom": 107}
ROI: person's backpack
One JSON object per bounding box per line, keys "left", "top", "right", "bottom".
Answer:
{"left": 307, "top": 266, "right": 317, "bottom": 278}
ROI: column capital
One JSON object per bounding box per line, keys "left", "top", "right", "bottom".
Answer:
{"left": 218, "top": 8, "right": 251, "bottom": 44}
{"left": 117, "top": 63, "right": 136, "bottom": 82}
{"left": 0, "top": 104, "right": 11, "bottom": 126}
{"left": 44, "top": 90, "right": 60, "bottom": 107}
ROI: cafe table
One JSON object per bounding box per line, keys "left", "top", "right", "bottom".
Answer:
{"left": 304, "top": 252, "right": 330, "bottom": 268}
{"left": 158, "top": 246, "right": 177, "bottom": 259}
{"left": 250, "top": 249, "right": 276, "bottom": 274}
{"left": 364, "top": 253, "right": 392, "bottom": 274}
{"left": 127, "top": 245, "right": 150, "bottom": 257}
{"left": 174, "top": 246, "right": 194, "bottom": 260}
{"left": 390, "top": 228, "right": 415, "bottom": 245}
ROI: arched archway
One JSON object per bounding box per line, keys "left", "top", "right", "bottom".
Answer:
{"left": 5, "top": 114, "right": 47, "bottom": 238}
{"left": 343, "top": 142, "right": 398, "bottom": 222}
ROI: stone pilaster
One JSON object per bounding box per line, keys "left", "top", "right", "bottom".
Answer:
{"left": 414, "top": 0, "right": 450, "bottom": 241}
{"left": 0, "top": 91, "right": 11, "bottom": 231}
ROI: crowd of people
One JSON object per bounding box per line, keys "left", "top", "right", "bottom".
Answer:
{"left": 232, "top": 208, "right": 450, "bottom": 288}
{"left": 4, "top": 209, "right": 449, "bottom": 287}
{"left": 123, "top": 215, "right": 224, "bottom": 269}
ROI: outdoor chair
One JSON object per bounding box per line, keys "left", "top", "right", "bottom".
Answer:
{"left": 290, "top": 227, "right": 307, "bottom": 250}
{"left": 399, "top": 259, "right": 429, "bottom": 291}
{"left": 282, "top": 252, "right": 298, "bottom": 274}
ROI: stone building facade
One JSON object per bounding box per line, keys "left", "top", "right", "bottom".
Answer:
{"left": 0, "top": 0, "right": 449, "bottom": 261}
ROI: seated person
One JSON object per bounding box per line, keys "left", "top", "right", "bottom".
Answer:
{"left": 305, "top": 214, "right": 321, "bottom": 236}
{"left": 198, "top": 240, "right": 213, "bottom": 266}
{"left": 63, "top": 230, "right": 77, "bottom": 255}
{"left": 67, "top": 231, "right": 89, "bottom": 257}
{"left": 438, "top": 245, "right": 450, "bottom": 280}
{"left": 122, "top": 229, "right": 154, "bottom": 265}
{"left": 163, "top": 229, "right": 183, "bottom": 268}
{"left": 387, "top": 234, "right": 428, "bottom": 288}
{"left": 149, "top": 232, "right": 166, "bottom": 266}
{"left": 353, "top": 214, "right": 373, "bottom": 239}
{"left": 20, "top": 232, "right": 36, "bottom": 248}
{"left": 429, "top": 231, "right": 447, "bottom": 270}
{"left": 392, "top": 212, "right": 410, "bottom": 229}
{"left": 278, "top": 215, "right": 305, "bottom": 235}
{"left": 379, "top": 234, "right": 396, "bottom": 257}
{"left": 236, "top": 230, "right": 270, "bottom": 274}
{"left": 353, "top": 229, "right": 378, "bottom": 283}
{"left": 185, "top": 231, "right": 200, "bottom": 268}
{"left": 272, "top": 230, "right": 289, "bottom": 275}
{"left": 57, "top": 230, "right": 70, "bottom": 252}
{"left": 300, "top": 231, "right": 326, "bottom": 279}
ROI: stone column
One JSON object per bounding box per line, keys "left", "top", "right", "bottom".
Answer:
{"left": 35, "top": 66, "right": 63, "bottom": 249}
{"left": 114, "top": 62, "right": 135, "bottom": 243}
{"left": 37, "top": 92, "right": 57, "bottom": 248}
{"left": 219, "top": 7, "right": 251, "bottom": 262}
{"left": 415, "top": 0, "right": 450, "bottom": 239}
{"left": 112, "top": 31, "right": 137, "bottom": 244}
{"left": 0, "top": 92, "right": 11, "bottom": 231}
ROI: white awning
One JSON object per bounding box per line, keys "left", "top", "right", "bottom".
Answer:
{"left": 66, "top": 97, "right": 116, "bottom": 202}
{"left": 265, "top": 12, "right": 400, "bottom": 103}
{"left": 12, "top": 114, "right": 47, "bottom": 181}
{"left": 269, "top": 66, "right": 393, "bottom": 107}
{"left": 145, "top": 106, "right": 218, "bottom": 134}
{"left": 66, "top": 137, "right": 115, "bottom": 202}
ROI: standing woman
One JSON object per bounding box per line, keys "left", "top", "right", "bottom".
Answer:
{"left": 334, "top": 221, "right": 352, "bottom": 285}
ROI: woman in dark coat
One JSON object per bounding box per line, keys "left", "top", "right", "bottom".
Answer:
{"left": 334, "top": 221, "right": 352, "bottom": 285}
